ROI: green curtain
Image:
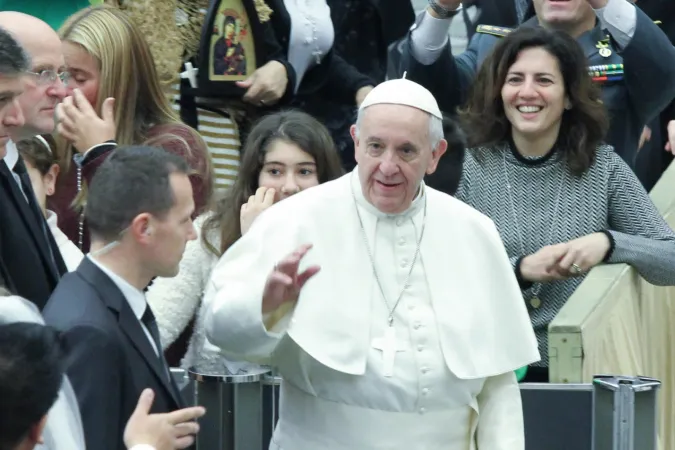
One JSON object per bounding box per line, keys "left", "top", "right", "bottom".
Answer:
{"left": 0, "top": 0, "right": 96, "bottom": 31}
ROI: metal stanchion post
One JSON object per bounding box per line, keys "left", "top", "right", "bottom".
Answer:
{"left": 593, "top": 375, "right": 661, "bottom": 450}
{"left": 188, "top": 366, "right": 270, "bottom": 450}
{"left": 261, "top": 372, "right": 282, "bottom": 449}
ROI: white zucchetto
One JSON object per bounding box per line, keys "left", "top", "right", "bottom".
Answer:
{"left": 359, "top": 73, "right": 443, "bottom": 119}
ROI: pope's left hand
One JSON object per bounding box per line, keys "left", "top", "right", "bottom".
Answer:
{"left": 355, "top": 86, "right": 374, "bottom": 107}
{"left": 586, "top": 0, "right": 609, "bottom": 9}
{"left": 554, "top": 233, "right": 611, "bottom": 276}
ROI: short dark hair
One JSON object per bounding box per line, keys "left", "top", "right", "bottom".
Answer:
{"left": 85, "top": 146, "right": 190, "bottom": 242}
{"left": 0, "top": 26, "right": 29, "bottom": 75}
{"left": 460, "top": 27, "right": 609, "bottom": 175}
{"left": 0, "top": 323, "right": 64, "bottom": 450}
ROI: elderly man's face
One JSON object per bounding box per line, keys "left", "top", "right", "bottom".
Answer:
{"left": 0, "top": 14, "right": 67, "bottom": 140}
{"left": 351, "top": 104, "right": 446, "bottom": 214}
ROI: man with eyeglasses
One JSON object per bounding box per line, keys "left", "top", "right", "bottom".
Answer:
{"left": 0, "top": 12, "right": 68, "bottom": 309}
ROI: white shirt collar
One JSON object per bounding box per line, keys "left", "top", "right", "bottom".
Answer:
{"left": 3, "top": 140, "right": 18, "bottom": 170}
{"left": 350, "top": 167, "right": 425, "bottom": 220}
{"left": 45, "top": 209, "right": 57, "bottom": 226}
{"left": 86, "top": 255, "right": 147, "bottom": 321}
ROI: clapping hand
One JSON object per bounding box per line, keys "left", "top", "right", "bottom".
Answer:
{"left": 240, "top": 187, "right": 276, "bottom": 234}
{"left": 262, "top": 244, "right": 320, "bottom": 314}
{"left": 56, "top": 89, "right": 116, "bottom": 153}
{"left": 124, "top": 389, "right": 206, "bottom": 450}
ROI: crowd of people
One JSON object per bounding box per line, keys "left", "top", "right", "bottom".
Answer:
{"left": 0, "top": 0, "right": 674, "bottom": 449}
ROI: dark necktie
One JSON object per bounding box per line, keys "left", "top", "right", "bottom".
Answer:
{"left": 141, "top": 305, "right": 171, "bottom": 380}
{"left": 12, "top": 158, "right": 59, "bottom": 271}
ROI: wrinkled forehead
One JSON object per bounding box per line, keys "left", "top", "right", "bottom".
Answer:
{"left": 18, "top": 33, "right": 65, "bottom": 72}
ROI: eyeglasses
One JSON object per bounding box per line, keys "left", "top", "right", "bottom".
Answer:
{"left": 25, "top": 69, "right": 71, "bottom": 87}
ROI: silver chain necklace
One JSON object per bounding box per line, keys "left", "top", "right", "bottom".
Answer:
{"left": 502, "top": 148, "right": 565, "bottom": 309}
{"left": 351, "top": 184, "right": 427, "bottom": 325}
{"left": 350, "top": 182, "right": 427, "bottom": 377}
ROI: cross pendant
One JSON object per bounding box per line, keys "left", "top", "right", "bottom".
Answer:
{"left": 372, "top": 325, "right": 405, "bottom": 377}
{"left": 312, "top": 50, "right": 323, "bottom": 64}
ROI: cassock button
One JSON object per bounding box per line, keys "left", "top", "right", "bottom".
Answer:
{"left": 396, "top": 218, "right": 405, "bottom": 226}
{"left": 398, "top": 238, "right": 406, "bottom": 246}
{"left": 400, "top": 259, "right": 408, "bottom": 268}
{"left": 413, "top": 323, "right": 421, "bottom": 330}
{"left": 422, "top": 388, "right": 430, "bottom": 395}
{"left": 417, "top": 345, "right": 424, "bottom": 352}
{"left": 419, "top": 407, "right": 426, "bottom": 415}
{"left": 421, "top": 367, "right": 429, "bottom": 374}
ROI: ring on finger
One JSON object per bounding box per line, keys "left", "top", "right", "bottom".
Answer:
{"left": 570, "top": 263, "right": 582, "bottom": 275}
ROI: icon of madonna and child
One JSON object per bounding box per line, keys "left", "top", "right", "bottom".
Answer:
{"left": 210, "top": 7, "right": 254, "bottom": 78}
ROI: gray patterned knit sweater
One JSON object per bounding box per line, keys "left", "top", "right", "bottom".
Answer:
{"left": 456, "top": 143, "right": 675, "bottom": 367}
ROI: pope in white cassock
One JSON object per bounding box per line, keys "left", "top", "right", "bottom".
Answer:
{"left": 203, "top": 77, "right": 541, "bottom": 449}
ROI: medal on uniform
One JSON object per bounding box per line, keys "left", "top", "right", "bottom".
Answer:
{"left": 530, "top": 297, "right": 542, "bottom": 309}
{"left": 596, "top": 40, "right": 612, "bottom": 58}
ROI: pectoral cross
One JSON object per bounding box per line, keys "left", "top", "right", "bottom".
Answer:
{"left": 372, "top": 325, "right": 406, "bottom": 377}
{"left": 312, "top": 49, "right": 323, "bottom": 64}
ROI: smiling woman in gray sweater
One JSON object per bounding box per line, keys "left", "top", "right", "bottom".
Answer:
{"left": 454, "top": 27, "right": 675, "bottom": 382}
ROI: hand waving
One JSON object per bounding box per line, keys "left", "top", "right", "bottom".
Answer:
{"left": 56, "top": 89, "right": 116, "bottom": 153}
{"left": 262, "top": 244, "right": 320, "bottom": 314}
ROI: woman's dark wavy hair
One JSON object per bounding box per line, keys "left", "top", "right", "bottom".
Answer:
{"left": 459, "top": 27, "right": 609, "bottom": 175}
{"left": 201, "top": 109, "right": 345, "bottom": 256}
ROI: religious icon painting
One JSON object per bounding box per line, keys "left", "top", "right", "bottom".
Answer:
{"left": 196, "top": 0, "right": 267, "bottom": 97}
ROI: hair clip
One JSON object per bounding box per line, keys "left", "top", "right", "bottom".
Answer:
{"left": 34, "top": 135, "right": 52, "bottom": 154}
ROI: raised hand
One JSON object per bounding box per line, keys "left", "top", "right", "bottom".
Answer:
{"left": 240, "top": 187, "right": 276, "bottom": 234}
{"left": 124, "top": 389, "right": 206, "bottom": 450}
{"left": 262, "top": 244, "right": 320, "bottom": 314}
{"left": 56, "top": 88, "right": 116, "bottom": 153}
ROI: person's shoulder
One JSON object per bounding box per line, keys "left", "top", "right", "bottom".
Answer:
{"left": 591, "top": 144, "right": 625, "bottom": 170}
{"left": 427, "top": 186, "right": 494, "bottom": 226}
{"left": 0, "top": 295, "right": 44, "bottom": 325}
{"left": 44, "top": 271, "right": 101, "bottom": 320}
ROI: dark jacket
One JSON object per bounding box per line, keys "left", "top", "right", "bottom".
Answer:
{"left": 43, "top": 258, "right": 185, "bottom": 450}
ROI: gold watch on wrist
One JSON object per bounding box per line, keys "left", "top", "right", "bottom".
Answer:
{"left": 427, "top": 0, "right": 463, "bottom": 19}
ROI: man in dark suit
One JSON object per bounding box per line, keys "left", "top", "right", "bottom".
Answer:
{"left": 0, "top": 13, "right": 69, "bottom": 309}
{"left": 43, "top": 146, "right": 200, "bottom": 450}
